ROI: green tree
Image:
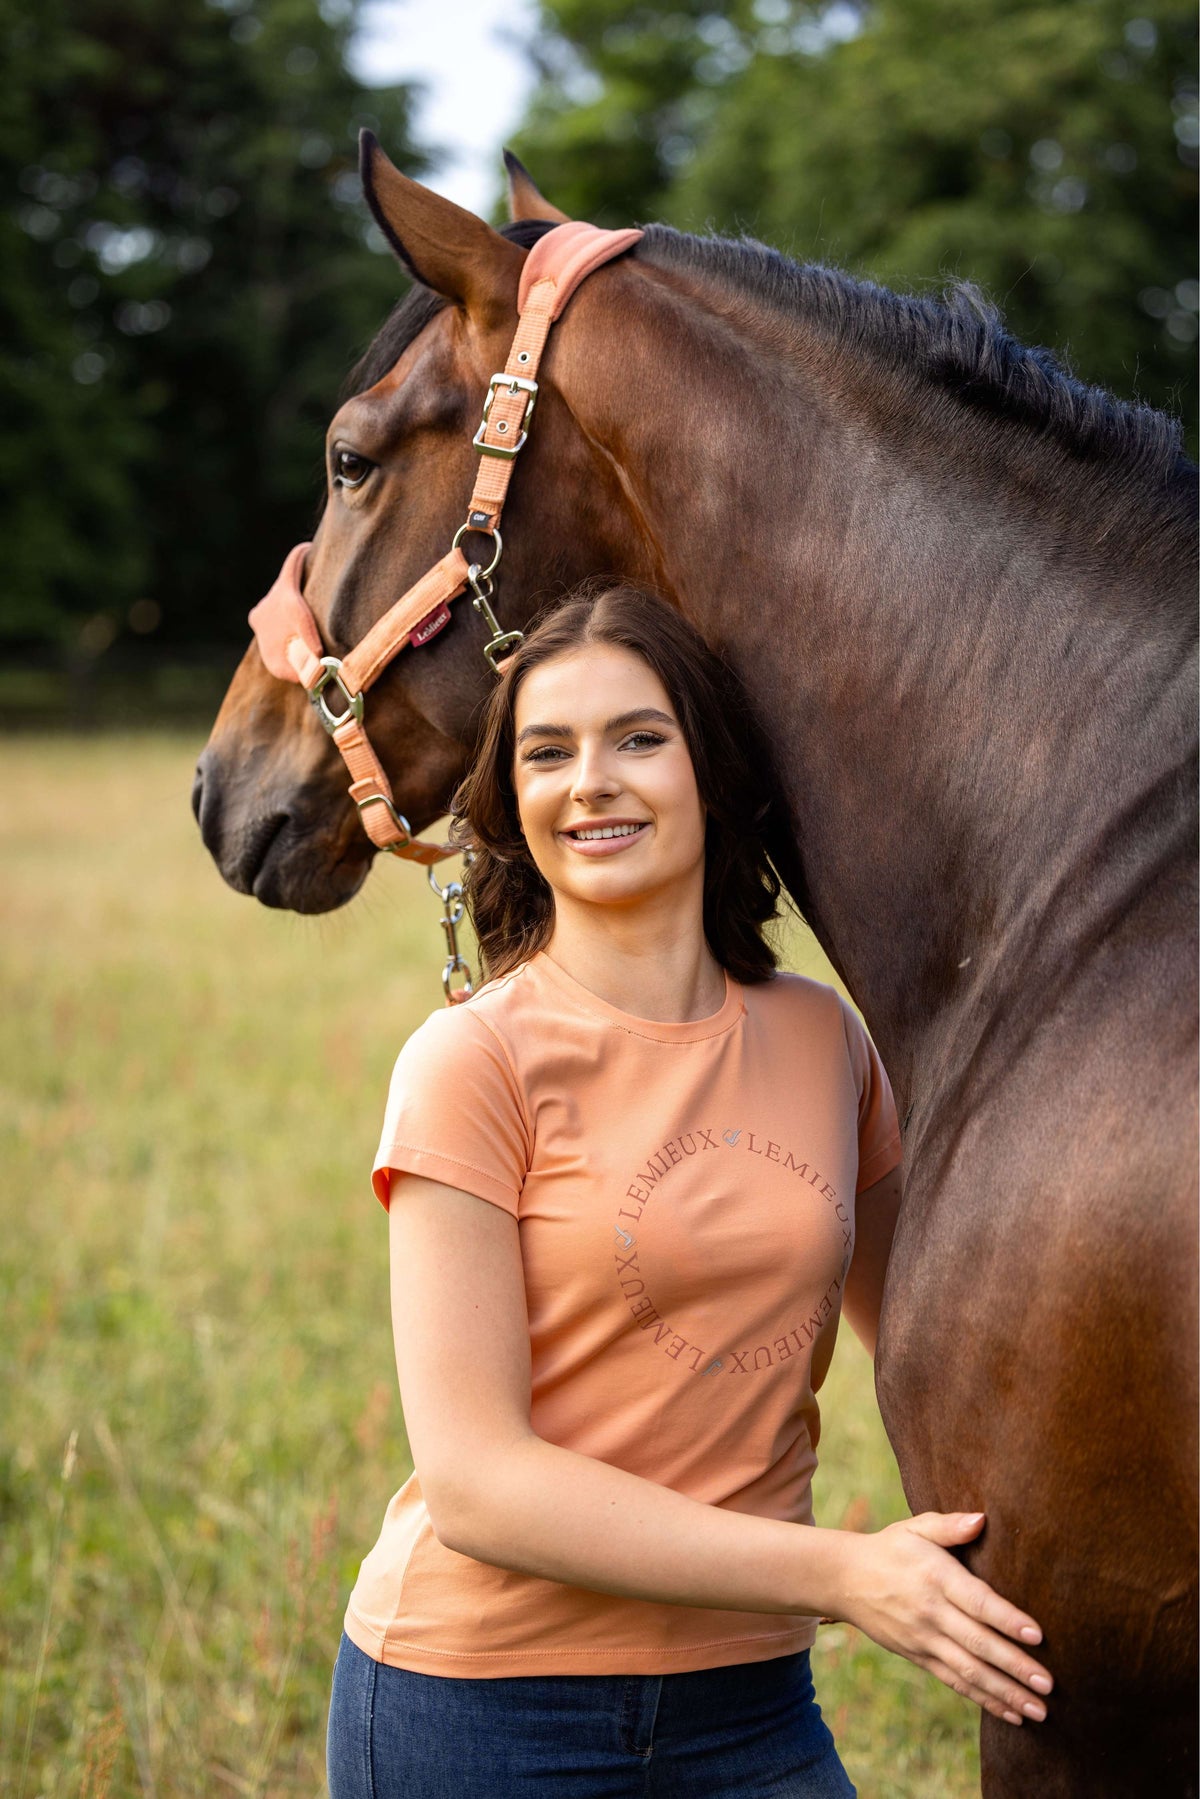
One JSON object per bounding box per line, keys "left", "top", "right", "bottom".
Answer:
{"left": 0, "top": 0, "right": 425, "bottom": 656}
{"left": 512, "top": 0, "right": 1198, "bottom": 449}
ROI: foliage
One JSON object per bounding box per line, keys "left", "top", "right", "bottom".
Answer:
{"left": 5, "top": 0, "right": 1193, "bottom": 668}
{"left": 0, "top": 734, "right": 982, "bottom": 1796}
{"left": 0, "top": 0, "right": 424, "bottom": 654}
{"left": 511, "top": 0, "right": 1199, "bottom": 450}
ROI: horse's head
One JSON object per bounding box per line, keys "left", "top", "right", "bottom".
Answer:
{"left": 194, "top": 142, "right": 652, "bottom": 913}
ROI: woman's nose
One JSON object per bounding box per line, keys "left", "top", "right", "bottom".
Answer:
{"left": 570, "top": 745, "right": 619, "bottom": 804}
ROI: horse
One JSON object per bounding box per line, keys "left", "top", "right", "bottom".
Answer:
{"left": 193, "top": 137, "right": 1199, "bottom": 1797}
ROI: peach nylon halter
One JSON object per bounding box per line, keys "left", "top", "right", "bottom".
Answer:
{"left": 247, "top": 222, "right": 643, "bottom": 875}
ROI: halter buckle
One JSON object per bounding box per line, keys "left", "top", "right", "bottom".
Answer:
{"left": 355, "top": 791, "right": 414, "bottom": 847}
{"left": 472, "top": 373, "right": 538, "bottom": 459}
{"left": 309, "top": 657, "right": 364, "bottom": 736}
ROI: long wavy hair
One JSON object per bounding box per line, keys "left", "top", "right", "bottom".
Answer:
{"left": 451, "top": 586, "right": 782, "bottom": 985}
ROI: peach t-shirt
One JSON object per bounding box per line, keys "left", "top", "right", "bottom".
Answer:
{"left": 344, "top": 952, "right": 900, "bottom": 1678}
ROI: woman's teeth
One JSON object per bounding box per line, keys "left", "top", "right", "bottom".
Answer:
{"left": 569, "top": 824, "right": 643, "bottom": 840}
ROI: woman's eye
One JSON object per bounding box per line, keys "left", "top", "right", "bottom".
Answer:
{"left": 621, "top": 731, "right": 666, "bottom": 751}
{"left": 333, "top": 449, "right": 373, "bottom": 489}
{"left": 524, "top": 745, "right": 569, "bottom": 764}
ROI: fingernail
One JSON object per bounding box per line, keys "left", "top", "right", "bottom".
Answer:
{"left": 1003, "top": 1711, "right": 1023, "bottom": 1727}
{"left": 1022, "top": 1700, "right": 1046, "bottom": 1722}
{"left": 1029, "top": 1674, "right": 1052, "bottom": 1695}
{"left": 962, "top": 1511, "right": 985, "bottom": 1525}
{"left": 1019, "top": 1626, "right": 1042, "bottom": 1645}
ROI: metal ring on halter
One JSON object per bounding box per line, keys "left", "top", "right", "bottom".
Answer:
{"left": 309, "top": 656, "right": 364, "bottom": 736}
{"left": 451, "top": 522, "right": 503, "bottom": 581}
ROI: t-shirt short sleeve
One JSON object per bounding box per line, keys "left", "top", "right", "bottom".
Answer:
{"left": 837, "top": 998, "right": 902, "bottom": 1191}
{"left": 371, "top": 1005, "right": 531, "bottom": 1215}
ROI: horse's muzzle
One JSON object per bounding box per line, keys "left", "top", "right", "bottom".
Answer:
{"left": 192, "top": 747, "right": 370, "bottom": 913}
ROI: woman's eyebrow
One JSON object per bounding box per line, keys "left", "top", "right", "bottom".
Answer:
{"left": 515, "top": 721, "right": 572, "bottom": 745}
{"left": 605, "top": 707, "right": 675, "bottom": 733}
{"left": 515, "top": 707, "right": 676, "bottom": 747}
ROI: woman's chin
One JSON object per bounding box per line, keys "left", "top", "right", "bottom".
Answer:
{"left": 552, "top": 858, "right": 692, "bottom": 912}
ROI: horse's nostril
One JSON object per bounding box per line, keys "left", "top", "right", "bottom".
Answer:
{"left": 192, "top": 749, "right": 225, "bottom": 855}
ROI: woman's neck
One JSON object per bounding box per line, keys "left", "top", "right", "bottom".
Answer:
{"left": 544, "top": 890, "right": 726, "bottom": 1024}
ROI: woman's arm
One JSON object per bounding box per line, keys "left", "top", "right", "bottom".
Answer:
{"left": 843, "top": 1163, "right": 903, "bottom": 1356}
{"left": 388, "top": 1172, "right": 1052, "bottom": 1727}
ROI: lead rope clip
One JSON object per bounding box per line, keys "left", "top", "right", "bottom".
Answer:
{"left": 429, "top": 860, "right": 474, "bottom": 1004}
{"left": 468, "top": 563, "right": 524, "bottom": 675}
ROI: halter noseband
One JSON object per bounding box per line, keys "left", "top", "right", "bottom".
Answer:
{"left": 247, "top": 221, "right": 643, "bottom": 876}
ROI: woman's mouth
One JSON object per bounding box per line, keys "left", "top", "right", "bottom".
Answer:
{"left": 560, "top": 821, "right": 651, "bottom": 856}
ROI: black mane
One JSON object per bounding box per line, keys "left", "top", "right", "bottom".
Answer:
{"left": 344, "top": 214, "right": 1191, "bottom": 490}
{"left": 640, "top": 225, "right": 1192, "bottom": 486}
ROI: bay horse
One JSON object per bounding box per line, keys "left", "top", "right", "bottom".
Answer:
{"left": 194, "top": 137, "right": 1199, "bottom": 1796}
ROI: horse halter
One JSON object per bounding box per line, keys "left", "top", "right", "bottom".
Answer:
{"left": 248, "top": 222, "right": 642, "bottom": 857}
{"left": 246, "top": 220, "right": 642, "bottom": 1000}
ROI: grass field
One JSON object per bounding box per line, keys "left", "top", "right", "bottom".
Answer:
{"left": 0, "top": 735, "right": 982, "bottom": 1797}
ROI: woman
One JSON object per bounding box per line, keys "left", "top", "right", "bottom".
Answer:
{"left": 327, "top": 586, "right": 1052, "bottom": 1797}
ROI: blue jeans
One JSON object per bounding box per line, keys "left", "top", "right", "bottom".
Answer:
{"left": 327, "top": 1632, "right": 855, "bottom": 1798}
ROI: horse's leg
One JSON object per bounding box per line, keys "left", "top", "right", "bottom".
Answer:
{"left": 881, "top": 1211, "right": 1198, "bottom": 1796}
{"left": 977, "top": 1640, "right": 1198, "bottom": 1798}
{"left": 877, "top": 983, "right": 1198, "bottom": 1798}
{"left": 969, "top": 1477, "right": 1197, "bottom": 1798}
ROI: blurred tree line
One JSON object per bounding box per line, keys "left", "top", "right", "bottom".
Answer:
{"left": 1, "top": 0, "right": 1195, "bottom": 678}
{"left": 512, "top": 0, "right": 1197, "bottom": 445}
{"left": 1, "top": 0, "right": 423, "bottom": 672}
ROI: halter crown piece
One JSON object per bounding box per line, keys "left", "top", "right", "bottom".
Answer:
{"left": 247, "top": 221, "right": 643, "bottom": 877}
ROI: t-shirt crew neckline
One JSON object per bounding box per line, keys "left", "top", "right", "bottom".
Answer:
{"left": 530, "top": 950, "right": 745, "bottom": 1044}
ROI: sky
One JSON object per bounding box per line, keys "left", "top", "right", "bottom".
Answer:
{"left": 348, "top": 0, "right": 540, "bottom": 218}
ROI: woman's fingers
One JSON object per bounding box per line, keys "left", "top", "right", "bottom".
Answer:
{"left": 920, "top": 1647, "right": 1041, "bottom": 1726}
{"left": 903, "top": 1513, "right": 1050, "bottom": 1657}
{"left": 924, "top": 1577, "right": 1052, "bottom": 1724}
{"left": 944, "top": 1559, "right": 1047, "bottom": 1652}
{"left": 940, "top": 1565, "right": 1053, "bottom": 1689}
{"left": 929, "top": 1616, "right": 1050, "bottom": 1714}
{"left": 904, "top": 1508, "right": 987, "bottom": 1548}
{"left": 848, "top": 1515, "right": 1055, "bottom": 1723}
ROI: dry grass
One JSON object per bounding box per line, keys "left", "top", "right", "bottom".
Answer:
{"left": 0, "top": 734, "right": 980, "bottom": 1796}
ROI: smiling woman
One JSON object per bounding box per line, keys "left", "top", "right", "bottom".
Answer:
{"left": 451, "top": 585, "right": 782, "bottom": 989}
{"left": 516, "top": 683, "right": 703, "bottom": 896}
{"left": 325, "top": 585, "right": 1055, "bottom": 1799}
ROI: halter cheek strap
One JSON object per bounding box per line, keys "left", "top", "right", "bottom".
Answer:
{"left": 247, "top": 221, "right": 643, "bottom": 870}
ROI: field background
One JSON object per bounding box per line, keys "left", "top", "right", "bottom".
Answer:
{"left": 1, "top": 734, "right": 981, "bottom": 1798}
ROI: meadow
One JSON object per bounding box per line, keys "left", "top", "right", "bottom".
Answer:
{"left": 1, "top": 734, "right": 981, "bottom": 1797}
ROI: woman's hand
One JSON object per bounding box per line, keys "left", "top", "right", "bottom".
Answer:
{"left": 836, "top": 1511, "right": 1053, "bottom": 1726}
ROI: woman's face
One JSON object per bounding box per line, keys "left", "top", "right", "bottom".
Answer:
{"left": 511, "top": 644, "right": 707, "bottom": 914}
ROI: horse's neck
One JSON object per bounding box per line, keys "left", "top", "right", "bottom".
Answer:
{"left": 562, "top": 270, "right": 1195, "bottom": 1106}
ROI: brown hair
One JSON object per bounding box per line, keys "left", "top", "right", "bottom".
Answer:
{"left": 451, "top": 586, "right": 781, "bottom": 986}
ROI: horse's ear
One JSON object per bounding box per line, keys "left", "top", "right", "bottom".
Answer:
{"left": 359, "top": 131, "right": 525, "bottom": 323}
{"left": 503, "top": 149, "right": 571, "bottom": 224}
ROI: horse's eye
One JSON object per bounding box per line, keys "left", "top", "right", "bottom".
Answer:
{"left": 333, "top": 449, "right": 373, "bottom": 489}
